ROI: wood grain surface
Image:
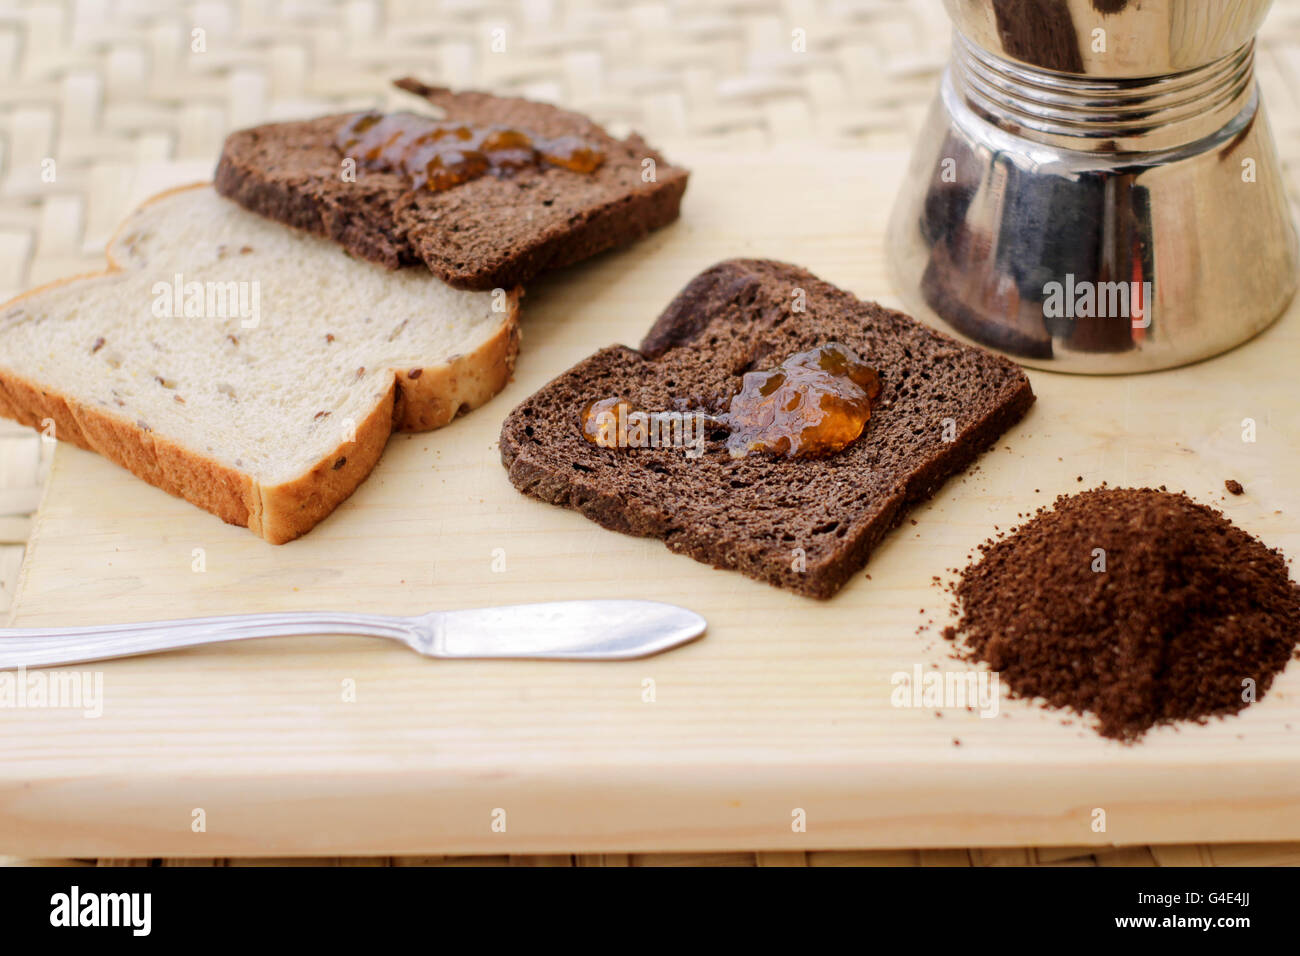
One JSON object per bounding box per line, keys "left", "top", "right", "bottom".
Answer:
{"left": 1, "top": 151, "right": 1297, "bottom": 859}
{"left": 4, "top": 0, "right": 1300, "bottom": 866}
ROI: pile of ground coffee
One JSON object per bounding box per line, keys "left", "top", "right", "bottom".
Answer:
{"left": 945, "top": 487, "right": 1300, "bottom": 741}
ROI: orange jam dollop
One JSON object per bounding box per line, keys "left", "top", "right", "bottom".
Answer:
{"left": 335, "top": 111, "right": 605, "bottom": 191}
{"left": 721, "top": 342, "right": 881, "bottom": 458}
{"left": 579, "top": 342, "right": 881, "bottom": 459}
{"left": 581, "top": 397, "right": 638, "bottom": 448}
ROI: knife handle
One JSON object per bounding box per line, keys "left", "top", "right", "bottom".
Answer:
{"left": 0, "top": 611, "right": 417, "bottom": 669}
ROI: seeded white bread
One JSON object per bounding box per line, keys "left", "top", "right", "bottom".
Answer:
{"left": 0, "top": 184, "right": 520, "bottom": 543}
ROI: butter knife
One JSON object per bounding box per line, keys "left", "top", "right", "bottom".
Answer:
{"left": 0, "top": 600, "right": 706, "bottom": 669}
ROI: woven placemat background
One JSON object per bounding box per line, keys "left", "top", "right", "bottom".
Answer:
{"left": 3, "top": 0, "right": 1300, "bottom": 867}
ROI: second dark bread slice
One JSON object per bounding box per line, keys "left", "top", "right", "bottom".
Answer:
{"left": 500, "top": 259, "right": 1036, "bottom": 598}
{"left": 215, "top": 79, "right": 689, "bottom": 290}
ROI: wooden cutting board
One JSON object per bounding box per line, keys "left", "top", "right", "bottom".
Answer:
{"left": 3, "top": 152, "right": 1298, "bottom": 858}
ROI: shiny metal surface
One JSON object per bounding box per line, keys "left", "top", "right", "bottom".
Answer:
{"left": 943, "top": 0, "right": 1274, "bottom": 77}
{"left": 0, "top": 600, "right": 707, "bottom": 668}
{"left": 887, "top": 0, "right": 1298, "bottom": 373}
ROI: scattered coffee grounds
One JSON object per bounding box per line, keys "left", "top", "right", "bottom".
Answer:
{"left": 947, "top": 487, "right": 1300, "bottom": 741}
{"left": 1225, "top": 479, "right": 1244, "bottom": 496}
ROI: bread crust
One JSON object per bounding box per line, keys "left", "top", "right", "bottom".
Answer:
{"left": 0, "top": 183, "right": 521, "bottom": 544}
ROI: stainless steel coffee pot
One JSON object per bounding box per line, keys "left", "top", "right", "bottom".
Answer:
{"left": 887, "top": 0, "right": 1298, "bottom": 372}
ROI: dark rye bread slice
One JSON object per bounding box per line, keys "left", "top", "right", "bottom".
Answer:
{"left": 500, "top": 259, "right": 1036, "bottom": 599}
{"left": 215, "top": 78, "right": 689, "bottom": 290}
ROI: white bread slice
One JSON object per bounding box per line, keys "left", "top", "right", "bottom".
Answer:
{"left": 0, "top": 184, "right": 520, "bottom": 543}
